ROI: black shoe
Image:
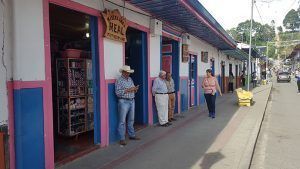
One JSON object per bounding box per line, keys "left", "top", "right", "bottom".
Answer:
{"left": 129, "top": 136, "right": 141, "bottom": 140}
{"left": 119, "top": 140, "right": 127, "bottom": 146}
{"left": 167, "top": 122, "right": 172, "bottom": 126}
{"left": 160, "top": 123, "right": 169, "bottom": 127}
{"left": 171, "top": 118, "right": 177, "bottom": 121}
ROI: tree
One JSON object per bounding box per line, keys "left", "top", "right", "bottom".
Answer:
{"left": 277, "top": 26, "right": 283, "bottom": 33}
{"left": 283, "top": 9, "right": 300, "bottom": 32}
{"left": 227, "top": 20, "right": 276, "bottom": 58}
{"left": 227, "top": 20, "right": 275, "bottom": 46}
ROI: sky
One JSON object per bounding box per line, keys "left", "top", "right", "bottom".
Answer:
{"left": 199, "top": 0, "right": 300, "bottom": 30}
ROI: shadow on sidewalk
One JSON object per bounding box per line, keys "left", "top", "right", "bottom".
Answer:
{"left": 59, "top": 91, "right": 244, "bottom": 169}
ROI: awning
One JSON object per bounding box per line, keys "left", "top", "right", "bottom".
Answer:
{"left": 242, "top": 48, "right": 261, "bottom": 58}
{"left": 127, "top": 0, "right": 236, "bottom": 50}
{"left": 222, "top": 49, "right": 248, "bottom": 61}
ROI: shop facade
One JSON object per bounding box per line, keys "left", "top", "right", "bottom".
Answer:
{"left": 1, "top": 0, "right": 247, "bottom": 168}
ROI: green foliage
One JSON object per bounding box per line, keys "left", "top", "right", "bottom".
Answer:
{"left": 227, "top": 20, "right": 275, "bottom": 46}
{"left": 283, "top": 9, "right": 300, "bottom": 32}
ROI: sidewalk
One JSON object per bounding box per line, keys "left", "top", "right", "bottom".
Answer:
{"left": 58, "top": 84, "right": 272, "bottom": 169}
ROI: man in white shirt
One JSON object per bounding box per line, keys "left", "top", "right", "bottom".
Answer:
{"left": 152, "top": 71, "right": 172, "bottom": 127}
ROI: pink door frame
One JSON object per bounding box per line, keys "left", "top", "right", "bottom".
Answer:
{"left": 42, "top": 1, "right": 106, "bottom": 169}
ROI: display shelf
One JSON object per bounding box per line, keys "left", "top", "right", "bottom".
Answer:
{"left": 56, "top": 58, "right": 94, "bottom": 137}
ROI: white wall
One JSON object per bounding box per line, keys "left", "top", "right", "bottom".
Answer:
{"left": 0, "top": 0, "right": 13, "bottom": 125}
{"left": 150, "top": 35, "right": 160, "bottom": 77}
{"left": 103, "top": 39, "right": 123, "bottom": 79}
{"left": 188, "top": 35, "right": 221, "bottom": 77}
{"left": 12, "top": 0, "right": 45, "bottom": 81}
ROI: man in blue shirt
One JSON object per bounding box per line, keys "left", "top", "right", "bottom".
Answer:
{"left": 152, "top": 71, "right": 172, "bottom": 127}
{"left": 115, "top": 65, "right": 140, "bottom": 146}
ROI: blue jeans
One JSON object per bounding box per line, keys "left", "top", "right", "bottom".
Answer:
{"left": 204, "top": 94, "right": 216, "bottom": 113}
{"left": 118, "top": 99, "right": 135, "bottom": 140}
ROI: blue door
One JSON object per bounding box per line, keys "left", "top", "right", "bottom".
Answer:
{"left": 125, "top": 28, "right": 148, "bottom": 125}
{"left": 189, "top": 54, "right": 197, "bottom": 107}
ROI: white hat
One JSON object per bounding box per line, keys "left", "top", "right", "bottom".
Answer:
{"left": 119, "top": 65, "right": 134, "bottom": 73}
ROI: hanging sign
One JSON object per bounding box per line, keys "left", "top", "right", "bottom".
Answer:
{"left": 182, "top": 44, "right": 189, "bottom": 63}
{"left": 102, "top": 9, "right": 128, "bottom": 42}
{"left": 201, "top": 51, "right": 208, "bottom": 63}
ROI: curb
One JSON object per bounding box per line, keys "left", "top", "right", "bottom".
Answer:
{"left": 238, "top": 84, "right": 273, "bottom": 169}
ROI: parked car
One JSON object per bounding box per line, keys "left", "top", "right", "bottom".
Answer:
{"left": 277, "top": 72, "right": 291, "bottom": 82}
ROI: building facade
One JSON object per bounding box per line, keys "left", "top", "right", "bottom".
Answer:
{"left": 0, "top": 0, "right": 247, "bottom": 168}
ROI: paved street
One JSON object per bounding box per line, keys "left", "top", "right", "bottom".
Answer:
{"left": 59, "top": 84, "right": 272, "bottom": 169}
{"left": 250, "top": 78, "right": 300, "bottom": 169}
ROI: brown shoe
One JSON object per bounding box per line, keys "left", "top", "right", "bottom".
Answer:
{"left": 119, "top": 140, "right": 127, "bottom": 146}
{"left": 129, "top": 136, "right": 141, "bottom": 140}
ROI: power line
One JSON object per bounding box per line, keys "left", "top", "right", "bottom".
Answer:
{"left": 255, "top": 2, "right": 264, "bottom": 24}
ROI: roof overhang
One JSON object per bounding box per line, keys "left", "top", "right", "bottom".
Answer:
{"left": 222, "top": 49, "right": 248, "bottom": 61}
{"left": 242, "top": 48, "right": 261, "bottom": 58}
{"left": 127, "top": 0, "right": 236, "bottom": 50}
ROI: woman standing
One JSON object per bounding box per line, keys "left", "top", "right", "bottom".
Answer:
{"left": 202, "top": 69, "right": 222, "bottom": 118}
{"left": 228, "top": 71, "right": 234, "bottom": 93}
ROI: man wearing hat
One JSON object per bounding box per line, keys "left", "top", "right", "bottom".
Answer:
{"left": 115, "top": 65, "right": 140, "bottom": 146}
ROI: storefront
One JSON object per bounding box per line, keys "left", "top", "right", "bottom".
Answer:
{"left": 5, "top": 0, "right": 241, "bottom": 169}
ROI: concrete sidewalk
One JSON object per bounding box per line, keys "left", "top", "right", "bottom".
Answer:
{"left": 58, "top": 84, "right": 272, "bottom": 169}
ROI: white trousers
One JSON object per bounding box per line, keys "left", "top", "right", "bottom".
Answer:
{"left": 155, "top": 94, "right": 169, "bottom": 125}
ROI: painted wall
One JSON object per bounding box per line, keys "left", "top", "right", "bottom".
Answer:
{"left": 150, "top": 35, "right": 161, "bottom": 78}
{"left": 12, "top": 0, "right": 45, "bottom": 81}
{"left": 104, "top": 39, "right": 123, "bottom": 79}
{"left": 0, "top": 0, "right": 13, "bottom": 126}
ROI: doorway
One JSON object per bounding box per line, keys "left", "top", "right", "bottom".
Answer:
{"left": 189, "top": 54, "right": 197, "bottom": 107}
{"left": 221, "top": 63, "right": 225, "bottom": 93}
{"left": 125, "top": 27, "right": 148, "bottom": 126}
{"left": 49, "top": 4, "right": 100, "bottom": 165}
{"left": 210, "top": 59, "right": 215, "bottom": 76}
{"left": 161, "top": 37, "right": 180, "bottom": 114}
{"left": 235, "top": 64, "right": 239, "bottom": 88}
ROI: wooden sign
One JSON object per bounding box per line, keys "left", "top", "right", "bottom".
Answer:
{"left": 201, "top": 51, "right": 208, "bottom": 63}
{"left": 102, "top": 9, "right": 128, "bottom": 42}
{"left": 182, "top": 44, "right": 189, "bottom": 63}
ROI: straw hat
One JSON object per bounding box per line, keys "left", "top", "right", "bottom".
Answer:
{"left": 119, "top": 65, "right": 134, "bottom": 73}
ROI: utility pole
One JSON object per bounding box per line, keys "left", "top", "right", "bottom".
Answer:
{"left": 247, "top": 0, "right": 254, "bottom": 91}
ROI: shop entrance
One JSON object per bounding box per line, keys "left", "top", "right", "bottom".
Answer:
{"left": 235, "top": 64, "right": 239, "bottom": 88}
{"left": 49, "top": 4, "right": 100, "bottom": 165}
{"left": 221, "top": 64, "right": 225, "bottom": 93}
{"left": 210, "top": 59, "right": 215, "bottom": 76}
{"left": 125, "top": 27, "right": 148, "bottom": 126}
{"left": 189, "top": 54, "right": 198, "bottom": 107}
{"left": 161, "top": 37, "right": 180, "bottom": 113}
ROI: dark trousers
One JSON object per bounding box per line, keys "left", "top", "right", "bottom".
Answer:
{"left": 204, "top": 94, "right": 216, "bottom": 113}
{"left": 297, "top": 81, "right": 300, "bottom": 92}
{"left": 253, "top": 80, "right": 257, "bottom": 88}
{"left": 229, "top": 82, "right": 234, "bottom": 92}
{"left": 242, "top": 78, "right": 245, "bottom": 86}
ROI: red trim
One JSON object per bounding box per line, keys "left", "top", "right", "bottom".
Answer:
{"left": 49, "top": 0, "right": 101, "bottom": 16}
{"left": 43, "top": 1, "right": 54, "bottom": 168}
{"left": 162, "top": 32, "right": 180, "bottom": 42}
{"left": 127, "top": 20, "right": 150, "bottom": 33}
{"left": 105, "top": 79, "right": 117, "bottom": 84}
{"left": 7, "top": 82, "right": 15, "bottom": 169}
{"left": 179, "top": 0, "right": 236, "bottom": 49}
{"left": 12, "top": 81, "right": 46, "bottom": 89}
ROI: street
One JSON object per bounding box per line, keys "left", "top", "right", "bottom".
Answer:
{"left": 250, "top": 79, "right": 300, "bottom": 169}
{"left": 59, "top": 84, "right": 272, "bottom": 169}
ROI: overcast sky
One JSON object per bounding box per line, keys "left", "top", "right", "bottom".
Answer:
{"left": 199, "top": 0, "right": 299, "bottom": 30}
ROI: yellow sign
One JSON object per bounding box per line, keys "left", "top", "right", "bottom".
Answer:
{"left": 102, "top": 9, "right": 128, "bottom": 42}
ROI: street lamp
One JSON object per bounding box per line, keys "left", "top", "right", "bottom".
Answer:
{"left": 247, "top": 0, "right": 254, "bottom": 91}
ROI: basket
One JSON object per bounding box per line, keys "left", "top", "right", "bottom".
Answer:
{"left": 236, "top": 88, "right": 253, "bottom": 107}
{"left": 61, "top": 49, "right": 82, "bottom": 58}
